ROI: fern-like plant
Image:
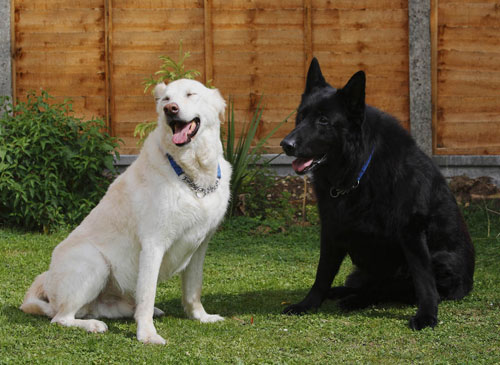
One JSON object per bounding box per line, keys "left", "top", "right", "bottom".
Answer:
{"left": 142, "top": 41, "right": 201, "bottom": 95}
{"left": 134, "top": 41, "right": 202, "bottom": 146}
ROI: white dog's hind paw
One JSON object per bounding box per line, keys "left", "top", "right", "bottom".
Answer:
{"left": 199, "top": 314, "right": 224, "bottom": 323}
{"left": 85, "top": 319, "right": 108, "bottom": 333}
{"left": 51, "top": 317, "right": 108, "bottom": 333}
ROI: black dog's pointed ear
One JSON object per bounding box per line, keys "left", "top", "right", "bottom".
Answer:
{"left": 305, "top": 57, "right": 327, "bottom": 93}
{"left": 340, "top": 71, "right": 366, "bottom": 116}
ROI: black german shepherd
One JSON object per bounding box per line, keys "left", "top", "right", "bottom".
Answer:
{"left": 280, "top": 58, "right": 475, "bottom": 330}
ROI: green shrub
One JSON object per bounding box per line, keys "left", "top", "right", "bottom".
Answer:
{"left": 0, "top": 91, "right": 121, "bottom": 232}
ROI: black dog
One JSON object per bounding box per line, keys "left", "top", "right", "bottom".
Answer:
{"left": 280, "top": 58, "right": 475, "bottom": 330}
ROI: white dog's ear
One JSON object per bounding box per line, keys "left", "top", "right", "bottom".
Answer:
{"left": 210, "top": 88, "right": 226, "bottom": 118}
{"left": 153, "top": 82, "right": 167, "bottom": 103}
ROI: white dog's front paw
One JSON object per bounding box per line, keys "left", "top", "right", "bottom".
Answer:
{"left": 137, "top": 323, "right": 166, "bottom": 345}
{"left": 199, "top": 314, "right": 224, "bottom": 323}
{"left": 137, "top": 330, "right": 166, "bottom": 345}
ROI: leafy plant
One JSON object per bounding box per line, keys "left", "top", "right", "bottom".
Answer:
{"left": 142, "top": 41, "right": 201, "bottom": 94}
{"left": 133, "top": 119, "right": 157, "bottom": 146}
{"left": 0, "top": 91, "right": 121, "bottom": 232}
{"left": 135, "top": 41, "right": 202, "bottom": 146}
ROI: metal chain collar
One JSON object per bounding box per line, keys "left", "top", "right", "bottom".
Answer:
{"left": 181, "top": 174, "right": 220, "bottom": 198}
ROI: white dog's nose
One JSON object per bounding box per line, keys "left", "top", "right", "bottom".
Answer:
{"left": 164, "top": 103, "right": 179, "bottom": 116}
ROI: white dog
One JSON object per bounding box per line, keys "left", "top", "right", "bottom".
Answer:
{"left": 20, "top": 79, "right": 231, "bottom": 345}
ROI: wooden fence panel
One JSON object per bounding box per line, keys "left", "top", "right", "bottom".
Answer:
{"left": 110, "top": 0, "right": 206, "bottom": 152}
{"left": 433, "top": 0, "right": 500, "bottom": 155}
{"left": 12, "top": 0, "right": 409, "bottom": 155}
{"left": 312, "top": 1, "right": 409, "bottom": 130}
{"left": 12, "top": 0, "right": 106, "bottom": 121}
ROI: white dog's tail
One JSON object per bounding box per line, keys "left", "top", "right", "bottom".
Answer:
{"left": 20, "top": 272, "right": 55, "bottom": 318}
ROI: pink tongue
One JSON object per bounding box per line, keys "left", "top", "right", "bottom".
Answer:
{"left": 292, "top": 158, "right": 313, "bottom": 173}
{"left": 172, "top": 123, "right": 191, "bottom": 145}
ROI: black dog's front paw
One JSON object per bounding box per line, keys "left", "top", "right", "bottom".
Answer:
{"left": 409, "top": 314, "right": 438, "bottom": 330}
{"left": 283, "top": 303, "right": 311, "bottom": 315}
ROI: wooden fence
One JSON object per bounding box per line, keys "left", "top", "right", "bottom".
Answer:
{"left": 432, "top": 0, "right": 500, "bottom": 155}
{"left": 10, "top": 0, "right": 500, "bottom": 155}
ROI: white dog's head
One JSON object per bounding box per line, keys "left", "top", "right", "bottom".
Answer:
{"left": 154, "top": 79, "right": 226, "bottom": 147}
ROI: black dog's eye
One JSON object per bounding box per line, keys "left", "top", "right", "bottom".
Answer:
{"left": 318, "top": 116, "right": 329, "bottom": 125}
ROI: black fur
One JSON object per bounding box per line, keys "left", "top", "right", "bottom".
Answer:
{"left": 280, "top": 58, "right": 475, "bottom": 330}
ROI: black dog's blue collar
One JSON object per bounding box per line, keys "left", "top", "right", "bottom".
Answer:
{"left": 166, "top": 153, "right": 221, "bottom": 198}
{"left": 356, "top": 146, "right": 374, "bottom": 183}
{"left": 330, "top": 147, "right": 374, "bottom": 198}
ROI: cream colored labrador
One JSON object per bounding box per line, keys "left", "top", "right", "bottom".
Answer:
{"left": 20, "top": 79, "right": 231, "bottom": 345}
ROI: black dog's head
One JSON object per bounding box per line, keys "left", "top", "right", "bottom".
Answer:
{"left": 280, "top": 58, "right": 366, "bottom": 175}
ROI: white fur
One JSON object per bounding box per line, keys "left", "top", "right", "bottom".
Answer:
{"left": 20, "top": 79, "right": 231, "bottom": 345}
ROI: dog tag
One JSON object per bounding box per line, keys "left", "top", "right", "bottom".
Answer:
{"left": 196, "top": 191, "right": 206, "bottom": 198}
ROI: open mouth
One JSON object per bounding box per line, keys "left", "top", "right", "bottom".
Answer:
{"left": 291, "top": 155, "right": 327, "bottom": 175}
{"left": 168, "top": 117, "right": 200, "bottom": 146}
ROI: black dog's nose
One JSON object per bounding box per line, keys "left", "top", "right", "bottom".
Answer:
{"left": 164, "top": 102, "right": 179, "bottom": 116}
{"left": 280, "top": 138, "right": 296, "bottom": 156}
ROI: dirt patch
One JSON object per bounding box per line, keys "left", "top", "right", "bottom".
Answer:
{"left": 267, "top": 175, "right": 499, "bottom": 204}
{"left": 449, "top": 175, "right": 500, "bottom": 203}
{"left": 268, "top": 176, "right": 316, "bottom": 205}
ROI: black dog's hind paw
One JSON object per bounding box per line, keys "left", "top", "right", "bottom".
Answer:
{"left": 283, "top": 303, "right": 311, "bottom": 315}
{"left": 328, "top": 286, "right": 356, "bottom": 300}
{"left": 409, "top": 314, "right": 438, "bottom": 330}
{"left": 338, "top": 294, "right": 371, "bottom": 311}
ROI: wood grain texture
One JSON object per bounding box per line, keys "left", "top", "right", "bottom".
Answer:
{"left": 13, "top": 0, "right": 411, "bottom": 154}
{"left": 13, "top": 0, "right": 106, "bottom": 121}
{"left": 434, "top": 0, "right": 500, "bottom": 154}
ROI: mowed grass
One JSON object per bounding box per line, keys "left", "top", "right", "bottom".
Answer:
{"left": 1, "top": 203, "right": 499, "bottom": 364}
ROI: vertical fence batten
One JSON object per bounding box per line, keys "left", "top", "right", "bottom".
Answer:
{"left": 10, "top": 0, "right": 16, "bottom": 103}
{"left": 303, "top": 0, "right": 312, "bottom": 83}
{"left": 430, "top": 0, "right": 439, "bottom": 154}
{"left": 203, "top": 0, "right": 213, "bottom": 85}
{"left": 104, "top": 0, "right": 113, "bottom": 134}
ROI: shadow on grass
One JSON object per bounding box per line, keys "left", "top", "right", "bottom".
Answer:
{"left": 156, "top": 289, "right": 414, "bottom": 322}
{"left": 5, "top": 288, "right": 415, "bottom": 334}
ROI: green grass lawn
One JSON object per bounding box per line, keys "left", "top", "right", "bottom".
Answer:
{"left": 1, "top": 203, "right": 499, "bottom": 364}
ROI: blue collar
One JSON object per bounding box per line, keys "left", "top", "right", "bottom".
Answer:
{"left": 330, "top": 147, "right": 374, "bottom": 198}
{"left": 356, "top": 146, "right": 374, "bottom": 183}
{"left": 166, "top": 153, "right": 221, "bottom": 179}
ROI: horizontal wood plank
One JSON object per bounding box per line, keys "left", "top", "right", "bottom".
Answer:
{"left": 15, "top": 0, "right": 104, "bottom": 10}
{"left": 439, "top": 2, "right": 500, "bottom": 27}
{"left": 15, "top": 9, "right": 104, "bottom": 33}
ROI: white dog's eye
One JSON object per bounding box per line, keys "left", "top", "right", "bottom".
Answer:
{"left": 163, "top": 96, "right": 170, "bottom": 101}
{"left": 187, "top": 93, "right": 196, "bottom": 97}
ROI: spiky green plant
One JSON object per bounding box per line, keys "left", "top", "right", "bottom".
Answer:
{"left": 224, "top": 98, "right": 294, "bottom": 216}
